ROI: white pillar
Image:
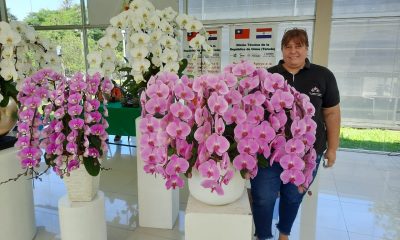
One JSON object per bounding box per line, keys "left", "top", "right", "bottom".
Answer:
{"left": 135, "top": 117, "right": 179, "bottom": 229}
{"left": 300, "top": 164, "right": 321, "bottom": 239}
{"left": 0, "top": 147, "right": 36, "bottom": 240}
{"left": 185, "top": 192, "right": 253, "bottom": 240}
{"left": 58, "top": 191, "right": 107, "bottom": 240}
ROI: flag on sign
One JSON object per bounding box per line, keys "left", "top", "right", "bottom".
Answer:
{"left": 187, "top": 32, "right": 198, "bottom": 41}
{"left": 256, "top": 28, "right": 272, "bottom": 39}
{"left": 207, "top": 30, "right": 218, "bottom": 41}
{"left": 235, "top": 29, "right": 250, "bottom": 39}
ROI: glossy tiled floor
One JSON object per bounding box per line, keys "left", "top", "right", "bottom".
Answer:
{"left": 32, "top": 136, "right": 400, "bottom": 240}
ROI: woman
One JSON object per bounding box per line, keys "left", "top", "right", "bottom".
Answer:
{"left": 251, "top": 28, "right": 341, "bottom": 240}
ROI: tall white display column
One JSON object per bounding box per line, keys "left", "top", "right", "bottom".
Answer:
{"left": 58, "top": 191, "right": 107, "bottom": 240}
{"left": 0, "top": 147, "right": 36, "bottom": 240}
{"left": 135, "top": 117, "right": 179, "bottom": 229}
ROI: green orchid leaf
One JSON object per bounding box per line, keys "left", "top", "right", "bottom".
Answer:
{"left": 83, "top": 156, "right": 101, "bottom": 176}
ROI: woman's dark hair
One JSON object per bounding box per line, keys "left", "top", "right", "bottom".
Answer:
{"left": 281, "top": 28, "right": 309, "bottom": 50}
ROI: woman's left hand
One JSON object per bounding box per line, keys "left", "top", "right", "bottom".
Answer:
{"left": 324, "top": 149, "right": 337, "bottom": 168}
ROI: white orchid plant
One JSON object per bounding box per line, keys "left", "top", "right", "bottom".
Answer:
{"left": 0, "top": 21, "right": 62, "bottom": 106}
{"left": 88, "top": 0, "right": 212, "bottom": 106}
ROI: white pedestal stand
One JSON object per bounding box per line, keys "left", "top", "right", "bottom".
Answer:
{"left": 135, "top": 117, "right": 179, "bottom": 229}
{"left": 185, "top": 192, "right": 253, "bottom": 240}
{"left": 0, "top": 147, "right": 36, "bottom": 240}
{"left": 58, "top": 191, "right": 107, "bottom": 240}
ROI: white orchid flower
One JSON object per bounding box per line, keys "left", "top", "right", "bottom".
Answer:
{"left": 24, "top": 26, "right": 37, "bottom": 42}
{"left": 160, "top": 35, "right": 177, "bottom": 49}
{"left": 1, "top": 46, "right": 14, "bottom": 59}
{"left": 0, "top": 30, "right": 21, "bottom": 46}
{"left": 87, "top": 51, "right": 103, "bottom": 67}
{"left": 136, "top": 8, "right": 150, "bottom": 21}
{"left": 159, "top": 20, "right": 173, "bottom": 35}
{"left": 160, "top": 49, "right": 178, "bottom": 64}
{"left": 163, "top": 62, "right": 180, "bottom": 73}
{"left": 161, "top": 7, "right": 177, "bottom": 21}
{"left": 148, "top": 15, "right": 161, "bottom": 30}
{"left": 189, "top": 34, "right": 206, "bottom": 50}
{"left": 185, "top": 20, "right": 203, "bottom": 32}
{"left": 44, "top": 52, "right": 60, "bottom": 66}
{"left": 130, "top": 46, "right": 149, "bottom": 60}
{"left": 10, "top": 21, "right": 26, "bottom": 34}
{"left": 130, "top": 32, "right": 150, "bottom": 46}
{"left": 149, "top": 30, "right": 163, "bottom": 43}
{"left": 0, "top": 21, "right": 12, "bottom": 34}
{"left": 102, "top": 61, "right": 115, "bottom": 73}
{"left": 106, "top": 27, "right": 123, "bottom": 41}
{"left": 175, "top": 14, "right": 191, "bottom": 28}
{"left": 0, "top": 59, "right": 14, "bottom": 70}
{"left": 151, "top": 56, "right": 162, "bottom": 67}
{"left": 0, "top": 93, "right": 3, "bottom": 102}
{"left": 132, "top": 59, "right": 150, "bottom": 73}
{"left": 151, "top": 45, "right": 162, "bottom": 57}
{"left": 203, "top": 44, "right": 214, "bottom": 56}
{"left": 110, "top": 14, "right": 126, "bottom": 29}
{"left": 99, "top": 36, "right": 118, "bottom": 49}
{"left": 102, "top": 48, "right": 116, "bottom": 62}
{"left": 1, "top": 67, "right": 19, "bottom": 81}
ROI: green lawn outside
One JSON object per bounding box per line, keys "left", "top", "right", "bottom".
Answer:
{"left": 340, "top": 127, "right": 400, "bottom": 152}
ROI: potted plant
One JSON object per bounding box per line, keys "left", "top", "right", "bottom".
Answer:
{"left": 12, "top": 69, "right": 113, "bottom": 201}
{"left": 0, "top": 21, "right": 61, "bottom": 139}
{"left": 139, "top": 61, "right": 318, "bottom": 205}
{"left": 87, "top": 0, "right": 212, "bottom": 107}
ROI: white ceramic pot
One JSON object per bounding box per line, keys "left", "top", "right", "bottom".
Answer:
{"left": 63, "top": 165, "right": 100, "bottom": 202}
{"left": 188, "top": 166, "right": 245, "bottom": 206}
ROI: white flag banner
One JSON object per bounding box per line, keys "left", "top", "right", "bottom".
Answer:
{"left": 183, "top": 27, "right": 222, "bottom": 76}
{"left": 229, "top": 24, "right": 278, "bottom": 69}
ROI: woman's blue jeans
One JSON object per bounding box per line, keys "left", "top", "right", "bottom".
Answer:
{"left": 250, "top": 155, "right": 322, "bottom": 239}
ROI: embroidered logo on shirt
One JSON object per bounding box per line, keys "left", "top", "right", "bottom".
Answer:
{"left": 309, "top": 86, "right": 322, "bottom": 97}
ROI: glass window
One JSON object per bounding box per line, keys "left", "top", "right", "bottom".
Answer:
{"left": 188, "top": 0, "right": 315, "bottom": 20}
{"left": 6, "top": 0, "right": 81, "bottom": 25}
{"left": 333, "top": 0, "right": 400, "bottom": 18}
{"left": 328, "top": 19, "right": 400, "bottom": 127}
{"left": 37, "top": 29, "right": 85, "bottom": 76}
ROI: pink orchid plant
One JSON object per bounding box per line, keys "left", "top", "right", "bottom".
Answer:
{"left": 14, "top": 69, "right": 113, "bottom": 180}
{"left": 139, "top": 61, "right": 317, "bottom": 195}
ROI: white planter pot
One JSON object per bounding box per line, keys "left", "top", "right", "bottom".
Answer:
{"left": 63, "top": 165, "right": 100, "bottom": 202}
{"left": 188, "top": 166, "right": 246, "bottom": 206}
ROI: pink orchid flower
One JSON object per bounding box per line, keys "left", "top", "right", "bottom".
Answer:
{"left": 23, "top": 96, "right": 41, "bottom": 109}
{"left": 198, "top": 160, "right": 220, "bottom": 180}
{"left": 192, "top": 75, "right": 208, "bottom": 94}
{"left": 220, "top": 152, "right": 230, "bottom": 170}
{"left": 208, "top": 92, "right": 228, "bottom": 116}
{"left": 285, "top": 139, "right": 305, "bottom": 154}
{"left": 302, "top": 133, "right": 316, "bottom": 147}
{"left": 170, "top": 102, "right": 192, "bottom": 121}
{"left": 280, "top": 154, "right": 305, "bottom": 170}
{"left": 140, "top": 133, "right": 158, "bottom": 148}
{"left": 165, "top": 155, "right": 189, "bottom": 175}
{"left": 90, "top": 124, "right": 105, "bottom": 136}
{"left": 194, "top": 122, "right": 211, "bottom": 143}
{"left": 174, "top": 83, "right": 195, "bottom": 101}
{"left": 223, "top": 106, "right": 247, "bottom": 125}
{"left": 145, "top": 97, "right": 168, "bottom": 115}
{"left": 206, "top": 75, "right": 229, "bottom": 95}
{"left": 68, "top": 105, "right": 83, "bottom": 116}
{"left": 252, "top": 121, "right": 276, "bottom": 145}
{"left": 165, "top": 175, "right": 185, "bottom": 189}
{"left": 242, "top": 91, "right": 266, "bottom": 106}
{"left": 304, "top": 116, "right": 317, "bottom": 133}
{"left": 68, "top": 118, "right": 84, "bottom": 130}
{"left": 139, "top": 116, "right": 160, "bottom": 134}
{"left": 166, "top": 121, "right": 191, "bottom": 139}
{"left": 215, "top": 116, "right": 225, "bottom": 135}
{"left": 237, "top": 138, "right": 259, "bottom": 155}
{"left": 264, "top": 73, "right": 284, "bottom": 92}
{"left": 19, "top": 109, "right": 35, "bottom": 122}
{"left": 271, "top": 89, "right": 295, "bottom": 112}
{"left": 146, "top": 82, "right": 170, "bottom": 99}
{"left": 176, "top": 139, "right": 193, "bottom": 160}
{"left": 224, "top": 89, "right": 242, "bottom": 105}
{"left": 247, "top": 106, "right": 264, "bottom": 125}
{"left": 222, "top": 170, "right": 234, "bottom": 185}
{"left": 232, "top": 61, "right": 256, "bottom": 76}
{"left": 233, "top": 153, "right": 257, "bottom": 171}
{"left": 291, "top": 118, "right": 307, "bottom": 138}
{"left": 68, "top": 93, "right": 82, "bottom": 105}
{"left": 205, "top": 133, "right": 230, "bottom": 156}
{"left": 280, "top": 169, "right": 305, "bottom": 186}
{"left": 239, "top": 76, "right": 259, "bottom": 91}
{"left": 234, "top": 123, "right": 252, "bottom": 140}
{"left": 201, "top": 179, "right": 224, "bottom": 195}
